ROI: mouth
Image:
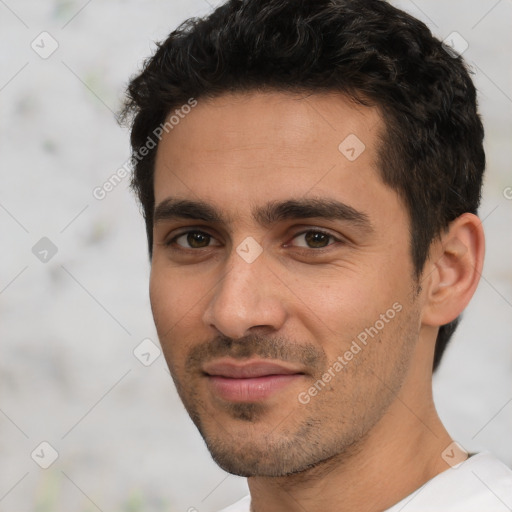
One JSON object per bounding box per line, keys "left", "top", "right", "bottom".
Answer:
{"left": 202, "top": 359, "right": 306, "bottom": 402}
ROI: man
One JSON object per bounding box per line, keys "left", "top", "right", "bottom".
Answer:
{"left": 121, "top": 0, "right": 512, "bottom": 510}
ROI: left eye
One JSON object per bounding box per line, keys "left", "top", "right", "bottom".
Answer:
{"left": 289, "top": 230, "right": 338, "bottom": 249}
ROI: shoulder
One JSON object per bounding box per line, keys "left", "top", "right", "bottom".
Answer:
{"left": 217, "top": 495, "right": 251, "bottom": 512}
{"left": 386, "top": 451, "right": 512, "bottom": 512}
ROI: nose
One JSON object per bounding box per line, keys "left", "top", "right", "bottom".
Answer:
{"left": 202, "top": 245, "right": 288, "bottom": 339}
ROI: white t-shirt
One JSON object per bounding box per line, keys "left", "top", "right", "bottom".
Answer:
{"left": 218, "top": 451, "right": 512, "bottom": 512}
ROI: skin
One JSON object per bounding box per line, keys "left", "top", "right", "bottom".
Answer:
{"left": 149, "top": 91, "right": 485, "bottom": 512}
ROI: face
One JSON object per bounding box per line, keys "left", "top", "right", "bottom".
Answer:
{"left": 150, "top": 91, "right": 423, "bottom": 477}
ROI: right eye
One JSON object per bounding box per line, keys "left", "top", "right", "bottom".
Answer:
{"left": 166, "top": 230, "right": 221, "bottom": 249}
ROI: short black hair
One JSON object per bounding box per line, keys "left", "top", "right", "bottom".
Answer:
{"left": 121, "top": 0, "right": 485, "bottom": 372}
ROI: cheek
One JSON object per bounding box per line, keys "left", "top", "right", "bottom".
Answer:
{"left": 149, "top": 269, "right": 187, "bottom": 354}
{"left": 288, "top": 266, "right": 373, "bottom": 323}
{"left": 149, "top": 264, "right": 214, "bottom": 353}
{"left": 149, "top": 273, "right": 190, "bottom": 375}
{"left": 149, "top": 268, "right": 173, "bottom": 329}
{"left": 150, "top": 264, "right": 197, "bottom": 320}
{"left": 292, "top": 268, "right": 406, "bottom": 360}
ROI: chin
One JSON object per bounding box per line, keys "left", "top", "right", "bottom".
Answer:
{"left": 200, "top": 427, "right": 339, "bottom": 478}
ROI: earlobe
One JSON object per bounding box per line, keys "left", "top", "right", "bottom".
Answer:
{"left": 422, "top": 213, "right": 485, "bottom": 327}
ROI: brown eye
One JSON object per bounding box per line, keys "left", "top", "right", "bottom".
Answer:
{"left": 305, "top": 231, "right": 331, "bottom": 248}
{"left": 171, "top": 231, "right": 219, "bottom": 249}
{"left": 291, "top": 230, "right": 337, "bottom": 249}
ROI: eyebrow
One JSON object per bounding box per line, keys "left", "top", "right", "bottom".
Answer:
{"left": 153, "top": 197, "right": 373, "bottom": 233}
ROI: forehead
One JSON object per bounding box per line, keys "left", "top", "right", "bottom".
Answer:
{"left": 153, "top": 90, "right": 396, "bottom": 225}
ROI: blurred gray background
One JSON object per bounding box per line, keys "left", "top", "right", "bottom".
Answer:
{"left": 0, "top": 1, "right": 511, "bottom": 511}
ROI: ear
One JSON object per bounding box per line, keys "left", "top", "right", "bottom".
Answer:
{"left": 421, "top": 213, "right": 485, "bottom": 327}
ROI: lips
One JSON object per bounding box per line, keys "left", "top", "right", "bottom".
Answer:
{"left": 202, "top": 359, "right": 305, "bottom": 402}
{"left": 203, "top": 360, "right": 304, "bottom": 378}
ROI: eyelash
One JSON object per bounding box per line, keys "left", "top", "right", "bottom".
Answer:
{"left": 165, "top": 228, "right": 343, "bottom": 251}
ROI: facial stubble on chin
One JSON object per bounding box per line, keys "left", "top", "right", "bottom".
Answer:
{"left": 166, "top": 303, "right": 419, "bottom": 478}
{"left": 172, "top": 332, "right": 328, "bottom": 424}
{"left": 170, "top": 332, "right": 397, "bottom": 478}
{"left": 164, "top": 333, "right": 333, "bottom": 475}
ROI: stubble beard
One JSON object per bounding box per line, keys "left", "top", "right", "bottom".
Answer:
{"left": 166, "top": 309, "right": 419, "bottom": 478}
